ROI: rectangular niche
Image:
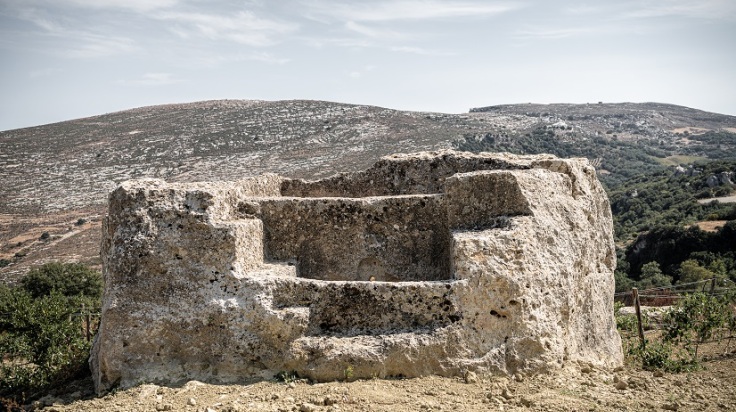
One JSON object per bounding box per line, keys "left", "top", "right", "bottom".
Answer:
{"left": 257, "top": 194, "right": 452, "bottom": 282}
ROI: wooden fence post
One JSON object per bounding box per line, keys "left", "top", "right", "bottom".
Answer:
{"left": 632, "top": 287, "right": 645, "bottom": 347}
{"left": 709, "top": 277, "right": 717, "bottom": 295}
{"left": 86, "top": 312, "right": 91, "bottom": 342}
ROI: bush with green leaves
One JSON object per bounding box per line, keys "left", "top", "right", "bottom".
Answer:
{"left": 0, "top": 263, "right": 102, "bottom": 402}
{"left": 620, "top": 291, "right": 736, "bottom": 372}
{"left": 662, "top": 291, "right": 735, "bottom": 361}
{"left": 20, "top": 262, "right": 102, "bottom": 300}
{"left": 624, "top": 222, "right": 736, "bottom": 285}
{"left": 628, "top": 340, "right": 696, "bottom": 373}
{"left": 614, "top": 301, "right": 638, "bottom": 333}
{"left": 638, "top": 261, "right": 673, "bottom": 289}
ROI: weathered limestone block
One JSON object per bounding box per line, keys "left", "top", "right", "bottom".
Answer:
{"left": 91, "top": 150, "right": 622, "bottom": 393}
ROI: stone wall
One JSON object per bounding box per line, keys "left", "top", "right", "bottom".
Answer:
{"left": 91, "top": 150, "right": 622, "bottom": 393}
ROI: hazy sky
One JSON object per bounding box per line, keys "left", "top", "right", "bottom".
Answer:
{"left": 1, "top": 0, "right": 735, "bottom": 131}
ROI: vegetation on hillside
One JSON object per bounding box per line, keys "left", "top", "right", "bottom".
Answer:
{"left": 610, "top": 161, "right": 736, "bottom": 292}
{"left": 0, "top": 263, "right": 101, "bottom": 403}
{"left": 615, "top": 223, "right": 736, "bottom": 292}
{"left": 458, "top": 126, "right": 736, "bottom": 186}
{"left": 609, "top": 160, "right": 736, "bottom": 240}
{"left": 456, "top": 125, "right": 665, "bottom": 186}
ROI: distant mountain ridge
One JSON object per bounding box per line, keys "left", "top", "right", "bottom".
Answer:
{"left": 2, "top": 99, "right": 735, "bottom": 214}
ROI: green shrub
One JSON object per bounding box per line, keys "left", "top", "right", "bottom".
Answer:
{"left": 638, "top": 261, "right": 672, "bottom": 289}
{"left": 663, "top": 291, "right": 734, "bottom": 361}
{"left": 0, "top": 263, "right": 102, "bottom": 402}
{"left": 0, "top": 288, "right": 93, "bottom": 400}
{"left": 622, "top": 291, "right": 736, "bottom": 372}
{"left": 614, "top": 301, "right": 637, "bottom": 332}
{"left": 20, "top": 262, "right": 102, "bottom": 300}
{"left": 627, "top": 339, "right": 698, "bottom": 372}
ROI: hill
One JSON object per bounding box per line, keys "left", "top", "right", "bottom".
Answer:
{"left": 1, "top": 99, "right": 736, "bottom": 283}
{"left": 460, "top": 102, "right": 736, "bottom": 186}
{"left": 3, "top": 100, "right": 736, "bottom": 214}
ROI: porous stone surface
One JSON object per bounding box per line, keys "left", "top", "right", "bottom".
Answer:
{"left": 91, "top": 150, "right": 622, "bottom": 394}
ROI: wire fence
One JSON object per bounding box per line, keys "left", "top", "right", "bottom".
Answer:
{"left": 614, "top": 278, "right": 735, "bottom": 306}
{"left": 615, "top": 278, "right": 736, "bottom": 355}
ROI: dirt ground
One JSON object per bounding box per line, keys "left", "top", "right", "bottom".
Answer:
{"left": 697, "top": 196, "right": 736, "bottom": 205}
{"left": 693, "top": 220, "right": 728, "bottom": 233}
{"left": 0, "top": 207, "right": 103, "bottom": 284}
{"left": 25, "top": 344, "right": 736, "bottom": 412}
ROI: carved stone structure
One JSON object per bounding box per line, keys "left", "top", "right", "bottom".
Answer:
{"left": 91, "top": 150, "right": 622, "bottom": 393}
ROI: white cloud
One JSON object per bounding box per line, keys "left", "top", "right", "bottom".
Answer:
{"left": 389, "top": 46, "right": 454, "bottom": 56}
{"left": 157, "top": 10, "right": 298, "bottom": 47}
{"left": 29, "top": 67, "right": 62, "bottom": 78}
{"left": 15, "top": 9, "right": 136, "bottom": 57}
{"left": 65, "top": 34, "right": 136, "bottom": 57}
{"left": 185, "top": 51, "right": 291, "bottom": 68}
{"left": 305, "top": 0, "right": 521, "bottom": 22}
{"left": 348, "top": 65, "right": 376, "bottom": 79}
{"left": 624, "top": 0, "right": 736, "bottom": 20}
{"left": 120, "top": 72, "right": 182, "bottom": 86}
{"left": 564, "top": 4, "right": 609, "bottom": 15}
{"left": 303, "top": 37, "right": 374, "bottom": 49}
{"left": 67, "top": 0, "right": 178, "bottom": 11}
{"left": 345, "top": 21, "right": 405, "bottom": 39}
{"left": 513, "top": 27, "right": 595, "bottom": 40}
{"left": 521, "top": 0, "right": 734, "bottom": 42}
{"left": 247, "top": 51, "right": 291, "bottom": 64}
{"left": 563, "top": 0, "right": 736, "bottom": 21}
{"left": 1, "top": 0, "right": 179, "bottom": 12}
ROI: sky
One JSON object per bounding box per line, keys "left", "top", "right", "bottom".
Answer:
{"left": 1, "top": 0, "right": 735, "bottom": 131}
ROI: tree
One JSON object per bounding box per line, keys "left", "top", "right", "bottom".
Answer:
{"left": 614, "top": 254, "right": 634, "bottom": 292}
{"left": 1, "top": 263, "right": 101, "bottom": 401}
{"left": 678, "top": 259, "right": 717, "bottom": 284}
{"left": 615, "top": 270, "right": 635, "bottom": 293}
{"left": 20, "top": 262, "right": 102, "bottom": 300}
{"left": 638, "top": 261, "right": 672, "bottom": 289}
{"left": 0, "top": 287, "right": 92, "bottom": 399}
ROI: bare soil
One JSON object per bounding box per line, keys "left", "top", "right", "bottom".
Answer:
{"left": 29, "top": 343, "right": 736, "bottom": 412}
{"left": 0, "top": 207, "right": 103, "bottom": 284}
{"left": 694, "top": 220, "right": 729, "bottom": 232}
{"left": 671, "top": 127, "right": 711, "bottom": 135}
{"left": 697, "top": 196, "right": 736, "bottom": 205}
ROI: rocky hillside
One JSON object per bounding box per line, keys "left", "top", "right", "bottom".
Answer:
{"left": 1, "top": 100, "right": 735, "bottom": 282}
{"left": 471, "top": 102, "right": 736, "bottom": 136}
{"left": 1, "top": 100, "right": 471, "bottom": 213}
{"left": 2, "top": 100, "right": 735, "bottom": 214}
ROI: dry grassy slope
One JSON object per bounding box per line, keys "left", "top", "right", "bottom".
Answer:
{"left": 1, "top": 99, "right": 736, "bottom": 283}
{"left": 0, "top": 100, "right": 478, "bottom": 214}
